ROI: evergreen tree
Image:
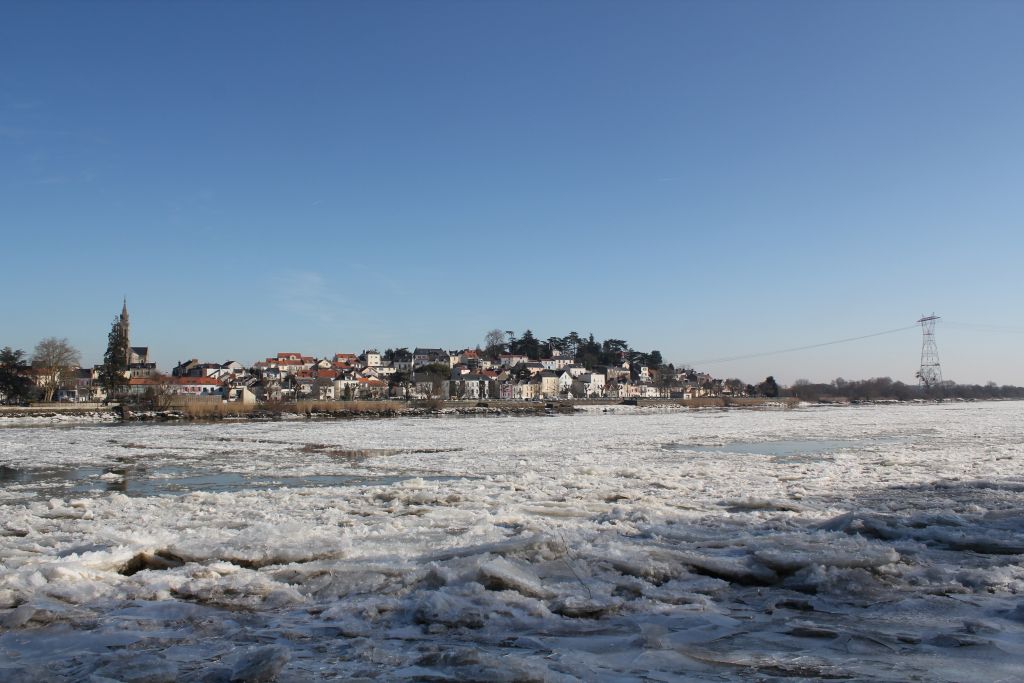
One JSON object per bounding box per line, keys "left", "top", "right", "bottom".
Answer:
{"left": 565, "top": 331, "right": 581, "bottom": 358}
{"left": 101, "top": 316, "right": 129, "bottom": 397}
{"left": 0, "top": 347, "right": 33, "bottom": 403}
{"left": 577, "top": 333, "right": 601, "bottom": 369}
{"left": 758, "top": 375, "right": 780, "bottom": 398}
{"left": 517, "top": 329, "right": 540, "bottom": 359}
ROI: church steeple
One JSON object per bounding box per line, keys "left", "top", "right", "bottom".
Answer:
{"left": 119, "top": 298, "right": 131, "bottom": 366}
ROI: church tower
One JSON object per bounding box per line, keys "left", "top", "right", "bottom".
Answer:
{"left": 119, "top": 298, "right": 131, "bottom": 365}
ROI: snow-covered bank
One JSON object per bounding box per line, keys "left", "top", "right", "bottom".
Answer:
{"left": 1, "top": 402, "right": 1022, "bottom": 680}
{"left": 0, "top": 410, "right": 118, "bottom": 427}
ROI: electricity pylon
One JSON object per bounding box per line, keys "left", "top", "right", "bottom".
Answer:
{"left": 916, "top": 314, "right": 943, "bottom": 387}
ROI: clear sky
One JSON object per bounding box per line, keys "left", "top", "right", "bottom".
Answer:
{"left": 2, "top": 1, "right": 1022, "bottom": 385}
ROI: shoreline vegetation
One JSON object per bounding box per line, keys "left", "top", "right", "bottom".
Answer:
{"left": 3, "top": 395, "right": 1013, "bottom": 423}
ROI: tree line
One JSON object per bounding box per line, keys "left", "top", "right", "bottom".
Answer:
{"left": 0, "top": 315, "right": 131, "bottom": 404}
{"left": 0, "top": 338, "right": 81, "bottom": 403}
{"left": 784, "top": 376, "right": 1024, "bottom": 402}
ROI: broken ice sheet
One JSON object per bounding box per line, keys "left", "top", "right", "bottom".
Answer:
{"left": 1, "top": 402, "right": 1024, "bottom": 680}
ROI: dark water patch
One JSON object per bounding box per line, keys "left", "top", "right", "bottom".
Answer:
{"left": 0, "top": 464, "right": 469, "bottom": 500}
{"left": 684, "top": 439, "right": 859, "bottom": 457}
{"left": 662, "top": 438, "right": 903, "bottom": 458}
{"left": 299, "top": 444, "right": 404, "bottom": 457}
{"left": 1, "top": 464, "right": 109, "bottom": 486}
{"left": 299, "top": 444, "right": 464, "bottom": 457}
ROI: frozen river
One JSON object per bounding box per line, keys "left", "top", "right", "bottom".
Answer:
{"left": 1, "top": 402, "right": 1023, "bottom": 681}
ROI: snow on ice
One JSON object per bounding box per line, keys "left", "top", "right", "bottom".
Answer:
{"left": 1, "top": 402, "right": 1023, "bottom": 680}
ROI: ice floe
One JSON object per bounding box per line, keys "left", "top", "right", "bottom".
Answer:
{"left": 0, "top": 401, "right": 1022, "bottom": 680}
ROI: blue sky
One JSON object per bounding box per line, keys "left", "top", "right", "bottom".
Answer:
{"left": 2, "top": 1, "right": 1022, "bottom": 384}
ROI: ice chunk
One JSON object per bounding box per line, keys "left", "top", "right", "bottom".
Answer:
{"left": 230, "top": 645, "right": 290, "bottom": 682}
{"left": 674, "top": 551, "right": 779, "bottom": 585}
{"left": 2, "top": 604, "right": 37, "bottom": 628}
{"left": 91, "top": 654, "right": 178, "bottom": 683}
{"left": 721, "top": 497, "right": 805, "bottom": 512}
{"left": 414, "top": 589, "right": 486, "bottom": 629}
{"left": 479, "top": 557, "right": 554, "bottom": 599}
{"left": 549, "top": 595, "right": 621, "bottom": 618}
{"left": 753, "top": 543, "right": 899, "bottom": 572}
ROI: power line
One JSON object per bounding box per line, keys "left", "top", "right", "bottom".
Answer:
{"left": 685, "top": 325, "right": 919, "bottom": 367}
{"left": 944, "top": 322, "right": 1024, "bottom": 334}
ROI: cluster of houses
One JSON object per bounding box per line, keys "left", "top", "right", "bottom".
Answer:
{"left": 56, "top": 346, "right": 732, "bottom": 404}
{"left": 32, "top": 304, "right": 744, "bottom": 404}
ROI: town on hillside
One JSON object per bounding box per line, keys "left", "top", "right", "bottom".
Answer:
{"left": 1, "top": 303, "right": 756, "bottom": 405}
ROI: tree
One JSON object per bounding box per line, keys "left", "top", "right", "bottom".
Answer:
{"left": 101, "top": 316, "right": 130, "bottom": 398}
{"left": 483, "top": 329, "right": 506, "bottom": 359}
{"left": 383, "top": 347, "right": 410, "bottom": 362}
{"left": 657, "top": 363, "right": 677, "bottom": 389}
{"left": 388, "top": 370, "right": 410, "bottom": 399}
{"left": 510, "top": 362, "right": 534, "bottom": 381}
{"left": 789, "top": 379, "right": 820, "bottom": 402}
{"left": 140, "top": 372, "right": 175, "bottom": 410}
{"left": 758, "top": 375, "right": 780, "bottom": 398}
{"left": 625, "top": 349, "right": 643, "bottom": 381}
{"left": 577, "top": 333, "right": 601, "bottom": 368}
{"left": 725, "top": 378, "right": 746, "bottom": 395}
{"left": 416, "top": 362, "right": 450, "bottom": 378}
{"left": 515, "top": 329, "right": 540, "bottom": 359}
{"left": 0, "top": 347, "right": 33, "bottom": 403}
{"left": 565, "top": 331, "right": 581, "bottom": 359}
{"left": 602, "top": 338, "right": 629, "bottom": 355}
{"left": 32, "top": 337, "right": 81, "bottom": 402}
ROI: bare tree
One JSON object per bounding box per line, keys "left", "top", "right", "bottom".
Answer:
{"left": 32, "top": 337, "right": 81, "bottom": 402}
{"left": 483, "top": 329, "right": 505, "bottom": 359}
{"left": 141, "top": 372, "right": 176, "bottom": 410}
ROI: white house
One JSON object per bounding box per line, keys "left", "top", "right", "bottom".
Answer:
{"left": 221, "top": 360, "right": 246, "bottom": 374}
{"left": 572, "top": 373, "right": 605, "bottom": 398}
{"left": 500, "top": 379, "right": 537, "bottom": 400}
{"left": 498, "top": 353, "right": 530, "bottom": 368}
{"left": 444, "top": 376, "right": 490, "bottom": 400}
{"left": 557, "top": 370, "right": 576, "bottom": 394}
{"left": 640, "top": 384, "right": 666, "bottom": 398}
{"left": 333, "top": 378, "right": 360, "bottom": 399}
{"left": 565, "top": 365, "right": 589, "bottom": 378}
{"left": 607, "top": 381, "right": 639, "bottom": 399}
{"left": 537, "top": 372, "right": 560, "bottom": 398}
{"left": 540, "top": 357, "right": 575, "bottom": 371}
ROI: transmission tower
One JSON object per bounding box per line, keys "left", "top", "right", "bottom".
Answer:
{"left": 916, "top": 314, "right": 943, "bottom": 387}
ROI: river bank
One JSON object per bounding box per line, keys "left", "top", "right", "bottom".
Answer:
{"left": 0, "top": 398, "right": 768, "bottom": 423}
{"left": 0, "top": 400, "right": 571, "bottom": 424}
{"left": 2, "top": 396, "right": 999, "bottom": 425}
